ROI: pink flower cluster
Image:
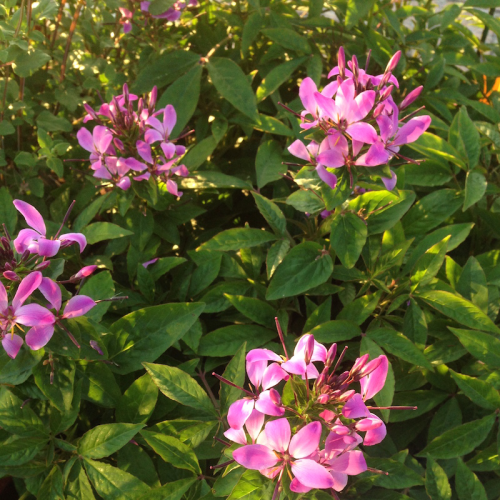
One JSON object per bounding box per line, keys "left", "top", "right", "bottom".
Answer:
{"left": 0, "top": 201, "right": 105, "bottom": 359}
{"left": 119, "top": 0, "right": 198, "bottom": 33}
{"left": 78, "top": 84, "right": 189, "bottom": 196}
{"left": 288, "top": 47, "right": 431, "bottom": 192}
{"left": 214, "top": 322, "right": 412, "bottom": 497}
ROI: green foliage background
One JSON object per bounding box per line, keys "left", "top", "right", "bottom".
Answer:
{"left": 1, "top": 0, "right": 500, "bottom": 498}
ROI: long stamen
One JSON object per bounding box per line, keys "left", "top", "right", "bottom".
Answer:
{"left": 54, "top": 200, "right": 76, "bottom": 239}
{"left": 212, "top": 373, "right": 254, "bottom": 397}
{"left": 399, "top": 105, "right": 426, "bottom": 122}
{"left": 275, "top": 317, "right": 289, "bottom": 360}
{"left": 368, "top": 467, "right": 389, "bottom": 475}
{"left": 332, "top": 346, "right": 348, "bottom": 375}
{"left": 57, "top": 321, "right": 81, "bottom": 348}
{"left": 366, "top": 405, "right": 417, "bottom": 411}
{"left": 210, "top": 459, "right": 235, "bottom": 470}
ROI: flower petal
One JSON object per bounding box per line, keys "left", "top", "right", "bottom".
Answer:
{"left": 281, "top": 356, "right": 306, "bottom": 376}
{"left": 246, "top": 349, "right": 282, "bottom": 363}
{"left": 299, "top": 77, "right": 319, "bottom": 116}
{"left": 25, "top": 324, "right": 55, "bottom": 350}
{"left": 317, "top": 149, "right": 345, "bottom": 168}
{"left": 245, "top": 410, "right": 265, "bottom": 443}
{"left": 62, "top": 296, "right": 96, "bottom": 319}
{"left": 39, "top": 277, "right": 62, "bottom": 311}
{"left": 314, "top": 92, "right": 338, "bottom": 121}
{"left": 360, "top": 355, "right": 388, "bottom": 400}
{"left": 346, "top": 122, "right": 378, "bottom": 144}
{"left": 363, "top": 415, "right": 387, "bottom": 446}
{"left": 288, "top": 140, "right": 310, "bottom": 162}
{"left": 355, "top": 142, "right": 390, "bottom": 167}
{"left": 228, "top": 399, "right": 254, "bottom": 429}
{"left": 37, "top": 238, "right": 61, "bottom": 257}
{"left": 144, "top": 129, "right": 164, "bottom": 144}
{"left": 329, "top": 450, "right": 367, "bottom": 475}
{"left": 316, "top": 165, "right": 337, "bottom": 189}
{"left": 0, "top": 281, "right": 7, "bottom": 312}
{"left": 291, "top": 459, "right": 334, "bottom": 489}
{"left": 13, "top": 228, "right": 40, "bottom": 254}
{"left": 136, "top": 141, "right": 153, "bottom": 164}
{"left": 13, "top": 200, "right": 46, "bottom": 235}
{"left": 290, "top": 478, "right": 312, "bottom": 493}
{"left": 289, "top": 421, "right": 322, "bottom": 459}
{"left": 77, "top": 128, "right": 95, "bottom": 153}
{"left": 255, "top": 390, "right": 285, "bottom": 417}
{"left": 2, "top": 334, "right": 24, "bottom": 359}
{"left": 262, "top": 363, "right": 289, "bottom": 390}
{"left": 233, "top": 444, "right": 279, "bottom": 470}
{"left": 393, "top": 116, "right": 431, "bottom": 146}
{"left": 263, "top": 418, "right": 290, "bottom": 453}
{"left": 342, "top": 394, "right": 370, "bottom": 419}
{"left": 223, "top": 427, "right": 247, "bottom": 445}
{"left": 13, "top": 271, "right": 42, "bottom": 310}
{"left": 352, "top": 90, "right": 376, "bottom": 122}
{"left": 59, "top": 233, "right": 87, "bottom": 253}
{"left": 163, "top": 105, "right": 177, "bottom": 136}
{"left": 15, "top": 303, "right": 55, "bottom": 327}
{"left": 93, "top": 126, "right": 113, "bottom": 153}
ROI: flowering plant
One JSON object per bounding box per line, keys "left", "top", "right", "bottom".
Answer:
{"left": 214, "top": 320, "right": 415, "bottom": 498}
{"left": 78, "top": 84, "right": 189, "bottom": 196}
{"left": 286, "top": 47, "right": 431, "bottom": 196}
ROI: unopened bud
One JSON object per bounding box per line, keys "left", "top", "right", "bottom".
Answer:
{"left": 35, "top": 260, "right": 51, "bottom": 270}
{"left": 304, "top": 335, "right": 315, "bottom": 364}
{"left": 73, "top": 265, "right": 98, "bottom": 279}
{"left": 379, "top": 85, "right": 394, "bottom": 102}
{"left": 400, "top": 85, "right": 423, "bottom": 109}
{"left": 379, "top": 71, "right": 392, "bottom": 88}
{"left": 315, "top": 372, "right": 327, "bottom": 389}
{"left": 351, "top": 55, "right": 359, "bottom": 81}
{"left": 269, "top": 388, "right": 281, "bottom": 407}
{"left": 113, "top": 138, "right": 125, "bottom": 153}
{"left": 1, "top": 237, "right": 10, "bottom": 249}
{"left": 317, "top": 394, "right": 329, "bottom": 404}
{"left": 325, "top": 343, "right": 337, "bottom": 367}
{"left": 149, "top": 86, "right": 158, "bottom": 111}
{"left": 351, "top": 353, "right": 369, "bottom": 374}
{"left": 338, "top": 389, "right": 355, "bottom": 402}
{"left": 385, "top": 50, "right": 401, "bottom": 73}
{"left": 123, "top": 83, "right": 129, "bottom": 100}
{"left": 372, "top": 102, "right": 385, "bottom": 119}
{"left": 4, "top": 262, "right": 12, "bottom": 271}
{"left": 137, "top": 97, "right": 144, "bottom": 116}
{"left": 359, "top": 356, "right": 383, "bottom": 378}
{"left": 338, "top": 46, "right": 345, "bottom": 79}
{"left": 89, "top": 340, "right": 104, "bottom": 356}
{"left": 3, "top": 271, "right": 20, "bottom": 281}
{"left": 83, "top": 103, "right": 98, "bottom": 121}
{"left": 21, "top": 250, "right": 30, "bottom": 262}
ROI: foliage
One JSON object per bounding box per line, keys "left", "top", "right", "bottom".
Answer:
{"left": 1, "top": 0, "right": 500, "bottom": 499}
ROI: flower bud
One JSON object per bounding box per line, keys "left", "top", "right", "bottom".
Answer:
{"left": 315, "top": 372, "right": 327, "bottom": 390}
{"left": 149, "top": 86, "right": 158, "bottom": 111}
{"left": 83, "top": 103, "right": 98, "bottom": 121}
{"left": 338, "top": 46, "right": 345, "bottom": 79}
{"left": 338, "top": 389, "right": 355, "bottom": 402}
{"left": 379, "top": 85, "right": 394, "bottom": 102}
{"left": 351, "top": 55, "right": 359, "bottom": 81}
{"left": 317, "top": 394, "right": 329, "bottom": 404}
{"left": 89, "top": 340, "right": 104, "bottom": 356}
{"left": 1, "top": 237, "right": 11, "bottom": 249}
{"left": 325, "top": 343, "right": 337, "bottom": 367}
{"left": 34, "top": 260, "right": 51, "bottom": 270}
{"left": 73, "top": 265, "right": 98, "bottom": 279}
{"left": 304, "top": 334, "right": 315, "bottom": 364}
{"left": 351, "top": 353, "right": 369, "bottom": 375}
{"left": 400, "top": 85, "right": 423, "bottom": 109}
{"left": 3, "top": 270, "right": 20, "bottom": 281}
{"left": 123, "top": 83, "right": 129, "bottom": 100}
{"left": 21, "top": 250, "right": 30, "bottom": 262}
{"left": 358, "top": 356, "right": 383, "bottom": 378}
{"left": 385, "top": 50, "right": 401, "bottom": 73}
{"left": 113, "top": 138, "right": 125, "bottom": 153}
{"left": 269, "top": 388, "right": 281, "bottom": 407}
{"left": 378, "top": 71, "right": 392, "bottom": 88}
{"left": 4, "top": 262, "right": 12, "bottom": 271}
{"left": 372, "top": 102, "right": 385, "bottom": 119}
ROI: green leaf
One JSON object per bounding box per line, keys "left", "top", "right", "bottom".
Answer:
{"left": 189, "top": 251, "right": 222, "bottom": 297}
{"left": 366, "top": 458, "right": 425, "bottom": 489}
{"left": 345, "top": 0, "right": 376, "bottom": 28}
{"left": 0, "top": 388, "right": 47, "bottom": 437}
{"left": 0, "top": 187, "right": 17, "bottom": 241}
{"left": 367, "top": 328, "right": 434, "bottom": 370}
{"left": 450, "top": 370, "right": 500, "bottom": 410}
{"left": 255, "top": 140, "right": 285, "bottom": 189}
{"left": 137, "top": 478, "right": 196, "bottom": 500}
{"left": 411, "top": 236, "right": 450, "bottom": 288}
{"left": 199, "top": 228, "right": 276, "bottom": 252}
{"left": 148, "top": 0, "right": 176, "bottom": 15}
{"left": 141, "top": 430, "right": 200, "bottom": 474}
{"left": 251, "top": 192, "right": 287, "bottom": 236}
{"left": 84, "top": 458, "right": 151, "bottom": 500}
{"left": 330, "top": 212, "right": 367, "bottom": 269}
{"left": 107, "top": 302, "right": 205, "bottom": 374}
{"left": 402, "top": 189, "right": 463, "bottom": 238}
{"left": 469, "top": 8, "right": 500, "bottom": 39}
{"left": 13, "top": 49, "right": 50, "bottom": 77}
{"left": 225, "top": 295, "right": 276, "bottom": 328}
{"left": 227, "top": 469, "right": 274, "bottom": 499}
{"left": 261, "top": 28, "right": 311, "bottom": 53}
{"left": 418, "top": 290, "right": 500, "bottom": 334}
{"left": 207, "top": 57, "right": 259, "bottom": 122}
{"left": 336, "top": 291, "right": 382, "bottom": 325}
{"left": 80, "top": 271, "right": 115, "bottom": 321}
{"left": 80, "top": 362, "right": 121, "bottom": 409}
{"left": 455, "top": 459, "right": 488, "bottom": 500}
{"left": 254, "top": 114, "right": 293, "bottom": 136}
{"left": 157, "top": 65, "right": 202, "bottom": 136}
{"left": 418, "top": 414, "right": 496, "bottom": 459}
{"left": 0, "top": 436, "right": 47, "bottom": 466}
{"left": 37, "top": 465, "right": 64, "bottom": 500}
{"left": 465, "top": 0, "right": 500, "bottom": 5}
{"left": 457, "top": 107, "right": 481, "bottom": 169}
{"left": 464, "top": 171, "right": 487, "bottom": 211}
{"left": 308, "top": 320, "right": 361, "bottom": 342}
{"left": 33, "top": 358, "right": 75, "bottom": 412}
{"left": 149, "top": 257, "right": 187, "bottom": 281}
{"left": 78, "top": 423, "right": 144, "bottom": 459}
{"left": 408, "top": 132, "right": 467, "bottom": 170}
{"left": 403, "top": 299, "right": 428, "bottom": 345}
{"left": 143, "top": 362, "right": 216, "bottom": 416}
{"left": 266, "top": 239, "right": 290, "bottom": 279}
{"left": 198, "top": 325, "right": 275, "bottom": 357}
{"left": 286, "top": 189, "right": 325, "bottom": 213}
{"left": 65, "top": 459, "right": 96, "bottom": 500}
{"left": 425, "top": 56, "right": 445, "bottom": 90}
{"left": 181, "top": 171, "right": 252, "bottom": 190}
{"left": 426, "top": 459, "right": 451, "bottom": 500}
{"left": 220, "top": 342, "right": 247, "bottom": 414}
{"left": 117, "top": 443, "right": 160, "bottom": 488}
{"left": 116, "top": 373, "right": 159, "bottom": 424}
{"left": 390, "top": 390, "right": 448, "bottom": 423}
{"left": 256, "top": 57, "right": 306, "bottom": 101}
{"left": 448, "top": 328, "right": 500, "bottom": 368}
{"left": 456, "top": 256, "right": 488, "bottom": 312}
{"left": 0, "top": 120, "right": 15, "bottom": 136}
{"left": 36, "top": 110, "right": 72, "bottom": 132}
{"left": 83, "top": 222, "right": 133, "bottom": 245}
{"left": 151, "top": 420, "right": 216, "bottom": 448}
{"left": 266, "top": 242, "right": 333, "bottom": 300}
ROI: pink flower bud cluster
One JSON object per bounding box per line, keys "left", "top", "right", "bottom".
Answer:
{"left": 0, "top": 201, "right": 107, "bottom": 359}
{"left": 288, "top": 47, "right": 431, "bottom": 193}
{"left": 215, "top": 323, "right": 413, "bottom": 497}
{"left": 78, "top": 84, "right": 189, "bottom": 196}
{"left": 119, "top": 0, "right": 198, "bottom": 34}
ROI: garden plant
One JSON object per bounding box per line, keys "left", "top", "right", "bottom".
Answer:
{"left": 1, "top": 0, "right": 500, "bottom": 499}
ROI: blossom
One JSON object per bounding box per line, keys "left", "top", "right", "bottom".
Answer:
{"left": 281, "top": 334, "right": 327, "bottom": 379}
{"left": 72, "top": 265, "right": 98, "bottom": 279}
{"left": 119, "top": 8, "right": 133, "bottom": 33}
{"left": 25, "top": 277, "right": 96, "bottom": 350}
{"left": 77, "top": 126, "right": 114, "bottom": 170}
{"left": 13, "top": 200, "right": 86, "bottom": 258}
{"left": 233, "top": 419, "right": 334, "bottom": 491}
{"left": 0, "top": 272, "right": 54, "bottom": 358}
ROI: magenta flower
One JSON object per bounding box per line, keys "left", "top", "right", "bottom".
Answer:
{"left": 145, "top": 105, "right": 177, "bottom": 145}
{"left": 72, "top": 265, "right": 98, "bottom": 279}
{"left": 281, "top": 334, "right": 327, "bottom": 379}
{"left": 233, "top": 419, "right": 334, "bottom": 492}
{"left": 13, "top": 200, "right": 86, "bottom": 258}
{"left": 25, "top": 277, "right": 96, "bottom": 350}
{"left": 224, "top": 409, "right": 264, "bottom": 445}
{"left": 298, "top": 77, "right": 339, "bottom": 130}
{"left": 77, "top": 126, "right": 114, "bottom": 170}
{"left": 142, "top": 258, "right": 158, "bottom": 268}
{"left": 119, "top": 8, "right": 133, "bottom": 33}
{"left": 92, "top": 157, "right": 132, "bottom": 191}
{"left": 0, "top": 272, "right": 54, "bottom": 358}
